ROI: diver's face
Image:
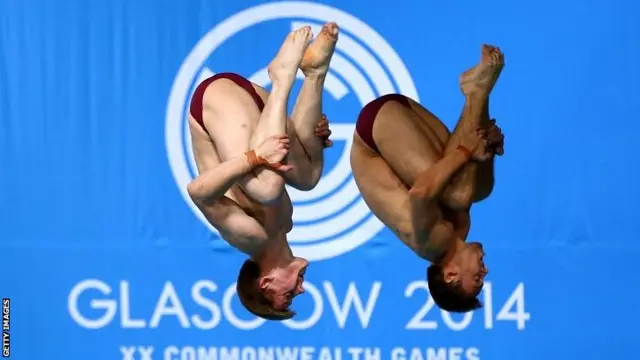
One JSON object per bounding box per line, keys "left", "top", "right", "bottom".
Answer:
{"left": 261, "top": 258, "right": 308, "bottom": 310}
{"left": 457, "top": 242, "right": 488, "bottom": 295}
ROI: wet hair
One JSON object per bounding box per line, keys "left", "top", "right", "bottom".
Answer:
{"left": 426, "top": 264, "right": 482, "bottom": 313}
{"left": 236, "top": 259, "right": 296, "bottom": 320}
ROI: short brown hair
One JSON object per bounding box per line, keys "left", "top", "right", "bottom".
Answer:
{"left": 236, "top": 259, "right": 296, "bottom": 320}
{"left": 427, "top": 264, "right": 482, "bottom": 313}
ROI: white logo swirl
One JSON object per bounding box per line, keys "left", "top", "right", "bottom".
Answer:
{"left": 165, "top": 1, "right": 419, "bottom": 261}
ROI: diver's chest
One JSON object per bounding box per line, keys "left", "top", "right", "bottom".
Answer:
{"left": 227, "top": 187, "right": 292, "bottom": 225}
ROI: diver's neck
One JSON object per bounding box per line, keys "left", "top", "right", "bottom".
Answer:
{"left": 438, "top": 237, "right": 466, "bottom": 265}
{"left": 253, "top": 232, "right": 293, "bottom": 271}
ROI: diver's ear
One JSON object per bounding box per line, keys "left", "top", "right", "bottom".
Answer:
{"left": 258, "top": 275, "right": 274, "bottom": 290}
{"left": 443, "top": 267, "right": 459, "bottom": 284}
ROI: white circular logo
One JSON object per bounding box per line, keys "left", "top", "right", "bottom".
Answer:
{"left": 165, "top": 1, "right": 419, "bottom": 261}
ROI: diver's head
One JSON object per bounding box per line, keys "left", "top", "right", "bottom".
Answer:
{"left": 427, "top": 242, "right": 487, "bottom": 312}
{"left": 237, "top": 257, "right": 308, "bottom": 320}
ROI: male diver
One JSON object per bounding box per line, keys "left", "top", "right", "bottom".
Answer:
{"left": 187, "top": 23, "right": 338, "bottom": 320}
{"left": 350, "top": 45, "right": 505, "bottom": 312}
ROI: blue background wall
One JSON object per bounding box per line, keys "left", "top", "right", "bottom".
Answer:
{"left": 1, "top": 0, "right": 639, "bottom": 359}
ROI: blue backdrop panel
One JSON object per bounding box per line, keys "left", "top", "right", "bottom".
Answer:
{"left": 1, "top": 0, "right": 639, "bottom": 359}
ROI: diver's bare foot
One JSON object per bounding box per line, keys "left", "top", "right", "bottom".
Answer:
{"left": 459, "top": 44, "right": 504, "bottom": 97}
{"left": 300, "top": 22, "right": 339, "bottom": 78}
{"left": 268, "top": 26, "right": 314, "bottom": 88}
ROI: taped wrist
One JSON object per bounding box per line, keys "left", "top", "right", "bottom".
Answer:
{"left": 244, "top": 150, "right": 268, "bottom": 168}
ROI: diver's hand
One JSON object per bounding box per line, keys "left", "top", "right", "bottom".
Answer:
{"left": 252, "top": 134, "right": 294, "bottom": 172}
{"left": 486, "top": 119, "right": 504, "bottom": 156}
{"left": 459, "top": 128, "right": 491, "bottom": 162}
{"left": 315, "top": 114, "right": 333, "bottom": 148}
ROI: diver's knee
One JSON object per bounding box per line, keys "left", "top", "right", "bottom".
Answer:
{"left": 473, "top": 185, "right": 493, "bottom": 203}
{"left": 442, "top": 189, "right": 473, "bottom": 211}
{"left": 254, "top": 176, "right": 286, "bottom": 204}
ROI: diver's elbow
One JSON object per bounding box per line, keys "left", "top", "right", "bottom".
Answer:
{"left": 187, "top": 179, "right": 210, "bottom": 204}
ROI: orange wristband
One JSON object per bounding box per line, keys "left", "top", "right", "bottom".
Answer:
{"left": 244, "top": 150, "right": 288, "bottom": 171}
{"left": 456, "top": 145, "right": 472, "bottom": 160}
{"left": 244, "top": 150, "right": 267, "bottom": 168}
